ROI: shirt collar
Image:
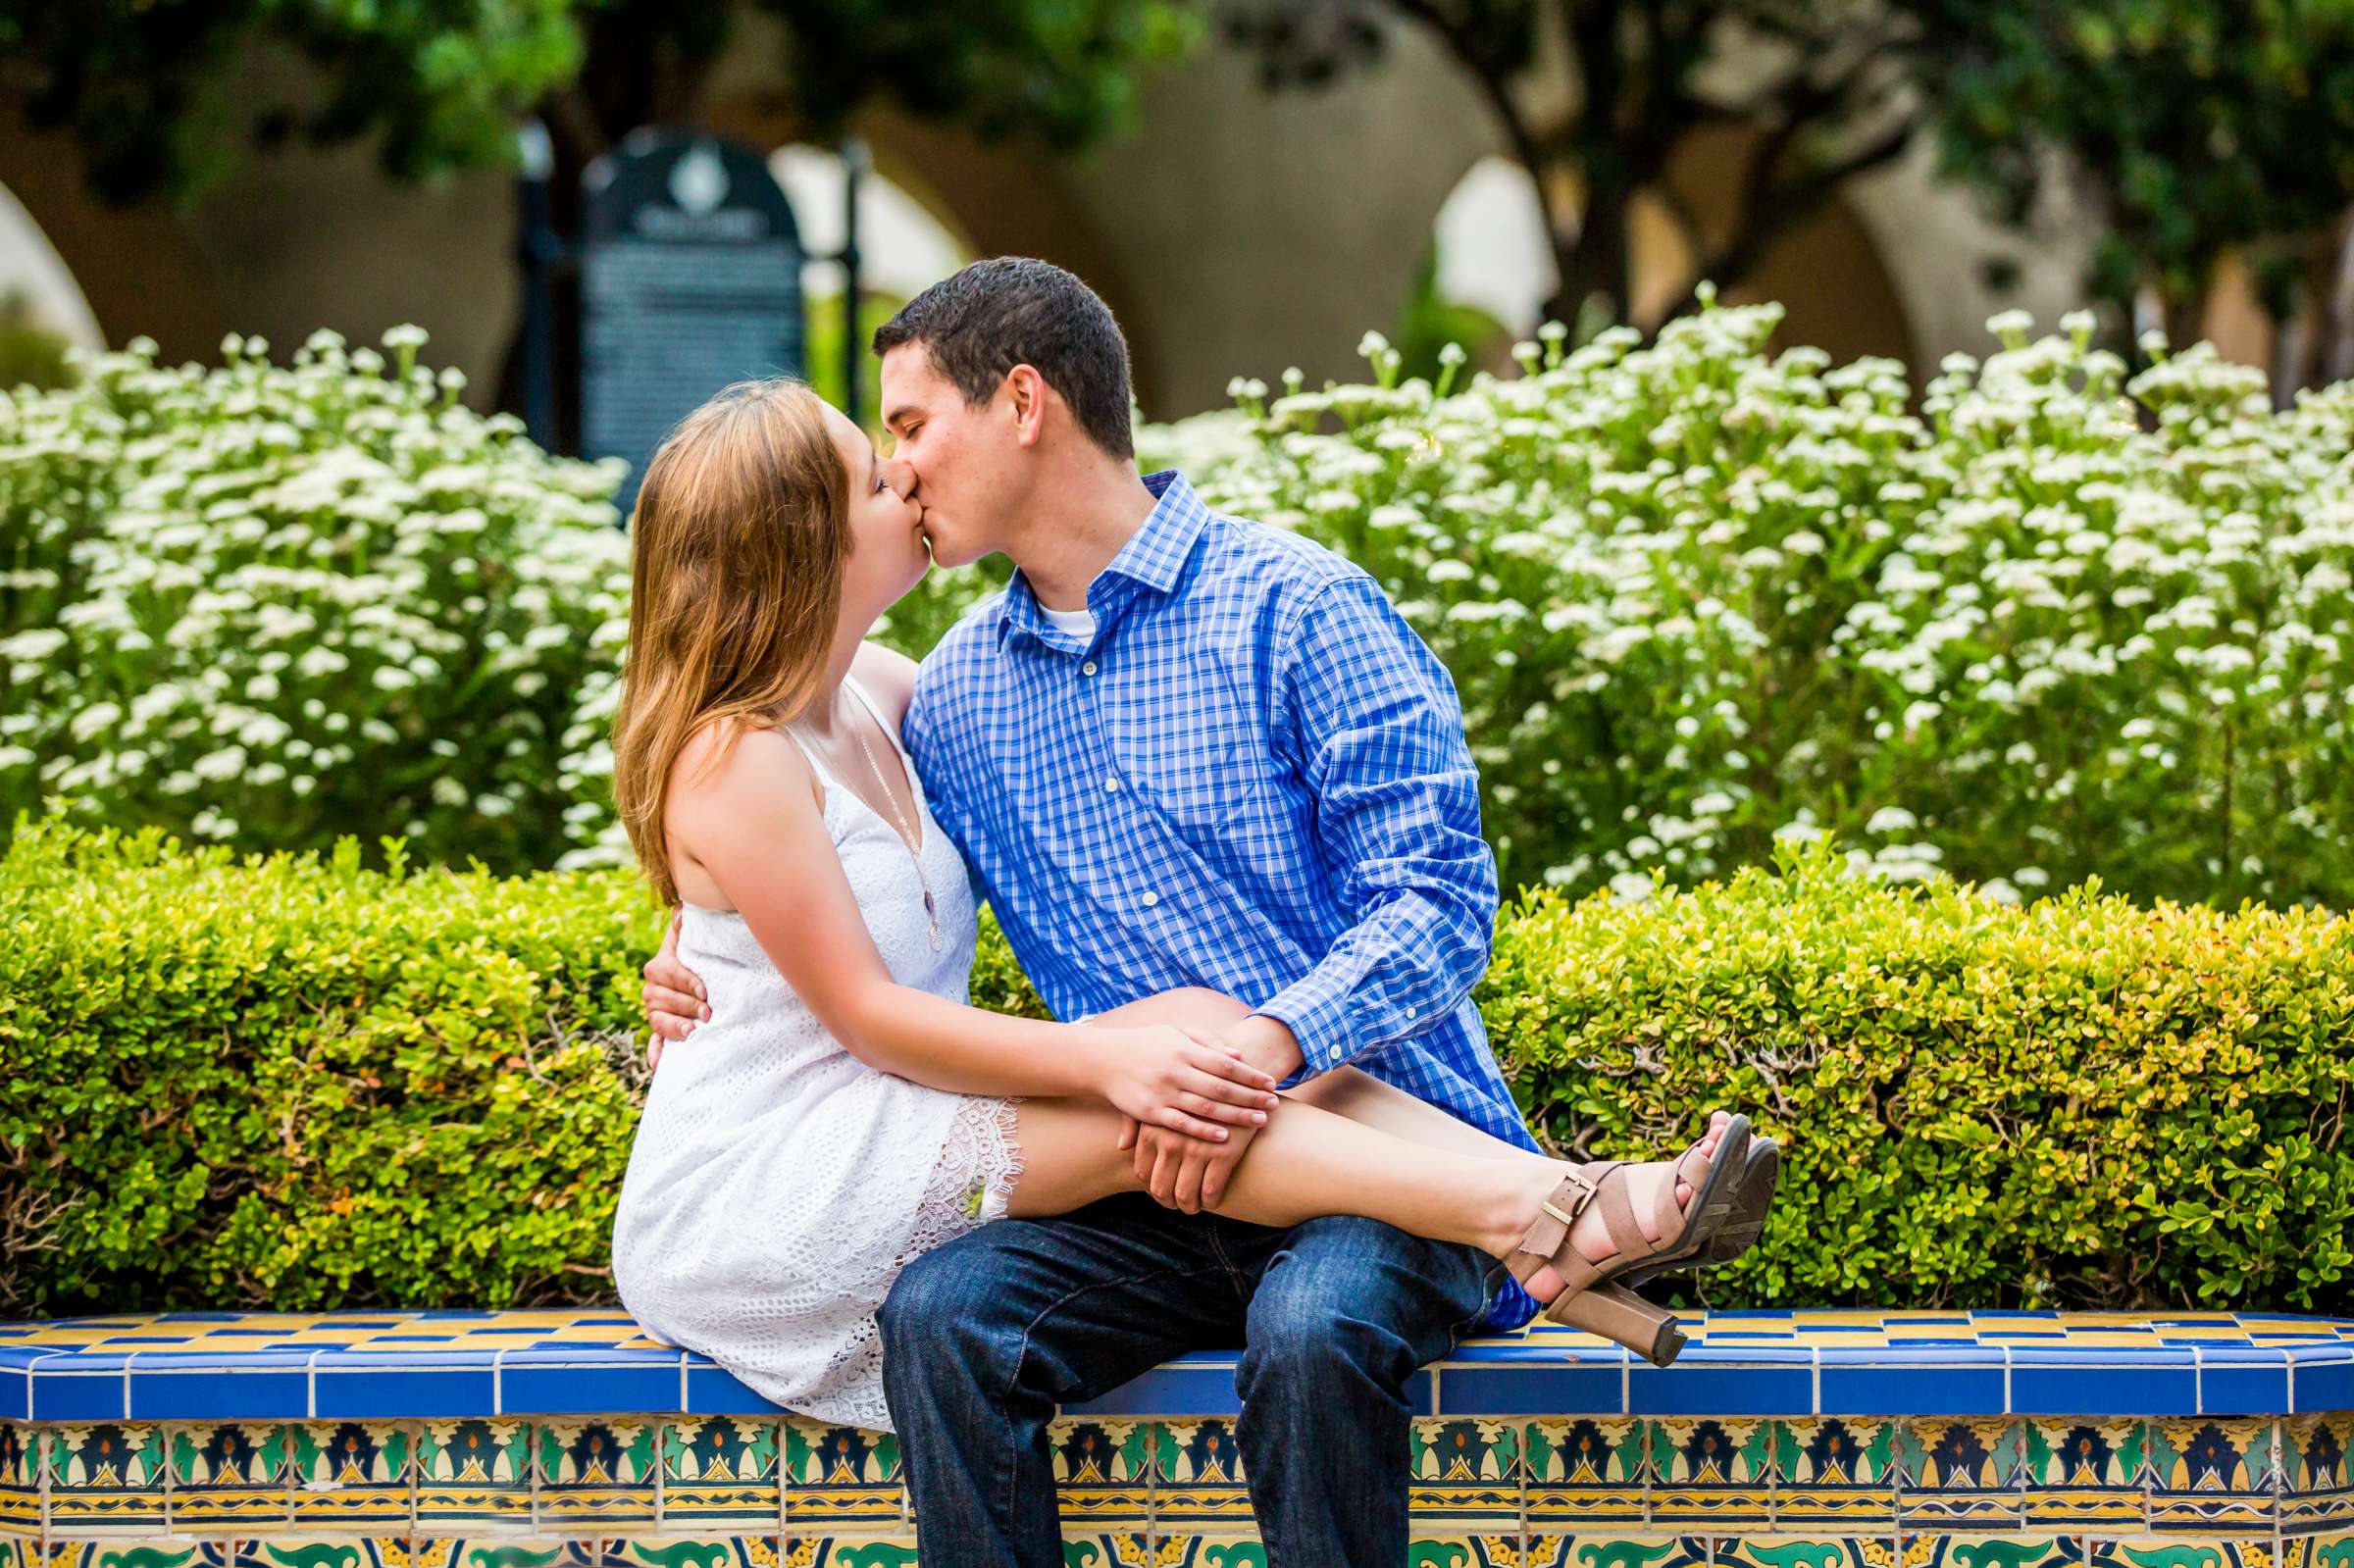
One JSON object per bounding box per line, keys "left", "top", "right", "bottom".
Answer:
{"left": 998, "top": 470, "right": 1211, "bottom": 647}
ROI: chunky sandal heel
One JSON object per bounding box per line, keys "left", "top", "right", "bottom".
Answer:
{"left": 1546, "top": 1280, "right": 1688, "bottom": 1367}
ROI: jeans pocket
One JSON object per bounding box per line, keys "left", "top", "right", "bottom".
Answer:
{"left": 1443, "top": 1257, "right": 1511, "bottom": 1354}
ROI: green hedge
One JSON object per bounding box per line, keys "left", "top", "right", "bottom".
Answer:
{"left": 5, "top": 815, "right": 2348, "bottom": 1317}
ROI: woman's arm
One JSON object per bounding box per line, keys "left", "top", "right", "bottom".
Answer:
{"left": 670, "top": 721, "right": 1276, "bottom": 1139}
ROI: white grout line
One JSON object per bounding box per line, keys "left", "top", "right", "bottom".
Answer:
{"left": 307, "top": 1348, "right": 323, "bottom": 1420}
{"left": 2193, "top": 1343, "right": 2205, "bottom": 1416}
{"left": 2002, "top": 1343, "right": 2013, "bottom": 1415}
{"left": 1811, "top": 1344, "right": 1821, "bottom": 1415}
{"left": 493, "top": 1347, "right": 507, "bottom": 1417}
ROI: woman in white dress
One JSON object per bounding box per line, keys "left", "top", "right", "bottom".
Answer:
{"left": 604, "top": 378, "right": 1762, "bottom": 1432}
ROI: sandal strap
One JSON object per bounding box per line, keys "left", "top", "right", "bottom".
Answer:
{"left": 1554, "top": 1166, "right": 1651, "bottom": 1294}
{"left": 1654, "top": 1138, "right": 1709, "bottom": 1236}
{"left": 1510, "top": 1160, "right": 1617, "bottom": 1264}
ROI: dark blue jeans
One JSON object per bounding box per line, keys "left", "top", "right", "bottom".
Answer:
{"left": 875, "top": 1190, "right": 1507, "bottom": 1568}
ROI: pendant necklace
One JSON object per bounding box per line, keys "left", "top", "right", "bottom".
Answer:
{"left": 848, "top": 706, "right": 945, "bottom": 952}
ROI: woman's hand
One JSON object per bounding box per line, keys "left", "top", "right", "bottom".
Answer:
{"left": 1090, "top": 1026, "right": 1281, "bottom": 1142}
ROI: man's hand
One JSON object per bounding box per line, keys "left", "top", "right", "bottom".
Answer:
{"left": 1124, "top": 1119, "right": 1257, "bottom": 1213}
{"left": 642, "top": 908, "right": 711, "bottom": 1071}
{"left": 1116, "top": 1014, "right": 1304, "bottom": 1212}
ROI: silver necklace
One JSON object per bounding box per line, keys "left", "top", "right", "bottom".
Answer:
{"left": 835, "top": 691, "right": 945, "bottom": 953}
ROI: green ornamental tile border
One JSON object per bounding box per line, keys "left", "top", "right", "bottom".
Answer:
{"left": 8, "top": 1415, "right": 2354, "bottom": 1559}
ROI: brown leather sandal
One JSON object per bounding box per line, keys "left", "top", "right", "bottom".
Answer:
{"left": 1622, "top": 1136, "right": 1779, "bottom": 1290}
{"left": 1505, "top": 1114, "right": 1753, "bottom": 1367}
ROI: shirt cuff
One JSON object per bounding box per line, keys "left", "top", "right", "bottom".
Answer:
{"left": 1249, "top": 980, "right": 1360, "bottom": 1089}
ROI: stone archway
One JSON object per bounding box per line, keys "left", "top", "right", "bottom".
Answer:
{"left": 1632, "top": 119, "right": 1919, "bottom": 374}
{"left": 699, "top": 91, "right": 1163, "bottom": 412}
{"left": 0, "top": 103, "right": 230, "bottom": 363}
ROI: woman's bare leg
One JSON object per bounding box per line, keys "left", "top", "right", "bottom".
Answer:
{"left": 998, "top": 1091, "right": 1724, "bottom": 1308}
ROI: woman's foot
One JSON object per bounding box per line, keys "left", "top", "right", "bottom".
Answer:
{"left": 1489, "top": 1110, "right": 1734, "bottom": 1306}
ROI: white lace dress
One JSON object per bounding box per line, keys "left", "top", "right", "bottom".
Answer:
{"left": 609, "top": 677, "right": 1026, "bottom": 1433}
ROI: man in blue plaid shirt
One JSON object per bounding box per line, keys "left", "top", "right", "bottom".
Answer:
{"left": 643, "top": 259, "right": 1560, "bottom": 1566}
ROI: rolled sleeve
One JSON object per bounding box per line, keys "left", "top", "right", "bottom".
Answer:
{"left": 1248, "top": 575, "right": 1499, "bottom": 1085}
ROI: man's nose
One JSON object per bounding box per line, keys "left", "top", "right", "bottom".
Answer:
{"left": 882, "top": 456, "right": 919, "bottom": 501}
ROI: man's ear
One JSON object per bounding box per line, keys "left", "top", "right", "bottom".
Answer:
{"left": 1005, "top": 364, "right": 1048, "bottom": 448}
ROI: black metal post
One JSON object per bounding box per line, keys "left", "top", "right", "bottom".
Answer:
{"left": 515, "top": 120, "right": 561, "bottom": 454}
{"left": 841, "top": 136, "right": 867, "bottom": 429}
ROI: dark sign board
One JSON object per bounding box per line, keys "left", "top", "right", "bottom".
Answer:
{"left": 581, "top": 127, "right": 805, "bottom": 519}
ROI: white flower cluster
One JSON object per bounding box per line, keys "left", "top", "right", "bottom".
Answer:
{"left": 1115, "top": 302, "right": 2354, "bottom": 910}
{"left": 0, "top": 326, "right": 636, "bottom": 872}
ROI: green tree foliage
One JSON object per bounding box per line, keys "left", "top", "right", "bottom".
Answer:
{"left": 1224, "top": 1, "right": 2354, "bottom": 378}
{"left": 0, "top": 0, "right": 1200, "bottom": 209}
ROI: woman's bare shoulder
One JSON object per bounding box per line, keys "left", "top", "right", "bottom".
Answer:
{"left": 669, "top": 715, "right": 819, "bottom": 815}
{"left": 850, "top": 640, "right": 921, "bottom": 727}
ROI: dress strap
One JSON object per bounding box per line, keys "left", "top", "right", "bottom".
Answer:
{"left": 776, "top": 719, "right": 838, "bottom": 788}
{"left": 842, "top": 674, "right": 924, "bottom": 804}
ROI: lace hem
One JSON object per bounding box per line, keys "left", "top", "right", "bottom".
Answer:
{"left": 893, "top": 1093, "right": 1027, "bottom": 1269}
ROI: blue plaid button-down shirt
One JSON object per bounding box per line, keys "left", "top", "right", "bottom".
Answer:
{"left": 901, "top": 470, "right": 1541, "bottom": 1333}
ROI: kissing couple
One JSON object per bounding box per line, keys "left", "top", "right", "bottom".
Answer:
{"left": 607, "top": 257, "right": 1781, "bottom": 1567}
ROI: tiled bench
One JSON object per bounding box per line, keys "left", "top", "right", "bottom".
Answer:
{"left": 5, "top": 1309, "right": 2353, "bottom": 1567}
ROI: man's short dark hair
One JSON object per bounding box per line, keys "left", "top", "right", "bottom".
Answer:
{"left": 872, "top": 258, "right": 1135, "bottom": 460}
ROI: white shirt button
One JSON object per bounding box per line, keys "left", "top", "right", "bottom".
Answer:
{"left": 1141, "top": 890, "right": 1160, "bottom": 907}
{"left": 1081, "top": 660, "right": 1098, "bottom": 676}
{"left": 1103, "top": 776, "right": 1121, "bottom": 794}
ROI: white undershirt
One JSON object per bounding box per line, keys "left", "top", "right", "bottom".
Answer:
{"left": 1041, "top": 604, "right": 1097, "bottom": 639}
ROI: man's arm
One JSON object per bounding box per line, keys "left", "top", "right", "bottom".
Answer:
{"left": 1243, "top": 573, "right": 1500, "bottom": 1088}
{"left": 1135, "top": 570, "right": 1497, "bottom": 1211}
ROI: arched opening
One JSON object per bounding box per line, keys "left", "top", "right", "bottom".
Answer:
{"left": 0, "top": 103, "right": 229, "bottom": 365}
{"left": 1427, "top": 134, "right": 1919, "bottom": 377}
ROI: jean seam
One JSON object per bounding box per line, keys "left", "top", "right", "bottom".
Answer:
{"left": 994, "top": 1262, "right": 1205, "bottom": 1549}
{"left": 1444, "top": 1256, "right": 1510, "bottom": 1355}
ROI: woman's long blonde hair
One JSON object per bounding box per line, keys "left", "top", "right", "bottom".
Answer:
{"left": 611, "top": 378, "right": 849, "bottom": 907}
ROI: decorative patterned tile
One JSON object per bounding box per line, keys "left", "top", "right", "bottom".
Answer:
{"left": 233, "top": 1536, "right": 414, "bottom": 1568}
{"left": 659, "top": 1420, "right": 779, "bottom": 1531}
{"left": 2020, "top": 1421, "right": 2149, "bottom": 1533}
{"left": 1527, "top": 1417, "right": 1650, "bottom": 1528}
{"left": 0, "top": 1423, "right": 39, "bottom": 1537}
{"left": 601, "top": 1534, "right": 781, "bottom": 1568}
{"left": 1047, "top": 1418, "right": 1150, "bottom": 1528}
{"left": 779, "top": 1537, "right": 919, "bottom": 1566}
{"left": 168, "top": 1423, "right": 291, "bottom": 1534}
{"left": 2299, "top": 1532, "right": 2354, "bottom": 1568}
{"left": 44, "top": 1423, "right": 170, "bottom": 1535}
{"left": 1051, "top": 1534, "right": 1150, "bottom": 1567}
{"left": 289, "top": 1422, "right": 413, "bottom": 1532}
{"left": 1148, "top": 1420, "right": 1251, "bottom": 1530}
{"left": 1895, "top": 1420, "right": 2026, "bottom": 1529}
{"left": 534, "top": 1419, "right": 657, "bottom": 1532}
{"left": 406, "top": 1538, "right": 614, "bottom": 1568}
{"left": 2024, "top": 1412, "right": 2156, "bottom": 1525}
{"left": 2145, "top": 1419, "right": 2278, "bottom": 1534}
{"left": 1408, "top": 1418, "right": 1522, "bottom": 1530}
{"left": 1405, "top": 1538, "right": 1524, "bottom": 1567}
{"left": 778, "top": 1422, "right": 899, "bottom": 1533}
{"left": 1647, "top": 1417, "right": 1775, "bottom": 1529}
{"left": 2285, "top": 1415, "right": 2354, "bottom": 1537}
{"left": 1523, "top": 1533, "right": 1713, "bottom": 1568}
{"left": 34, "top": 1542, "right": 226, "bottom": 1568}
{"left": 2079, "top": 1538, "right": 2289, "bottom": 1568}
{"left": 414, "top": 1419, "right": 533, "bottom": 1532}
{"left": 1898, "top": 1536, "right": 2078, "bottom": 1568}
{"left": 1773, "top": 1419, "right": 1901, "bottom": 1531}
{"left": 1717, "top": 1539, "right": 1898, "bottom": 1568}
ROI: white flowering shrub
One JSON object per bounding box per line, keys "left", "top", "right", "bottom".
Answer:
{"left": 0, "top": 328, "right": 635, "bottom": 873}
{"left": 894, "top": 299, "right": 2354, "bottom": 911}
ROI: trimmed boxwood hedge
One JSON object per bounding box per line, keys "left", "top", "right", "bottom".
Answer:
{"left": 4, "top": 814, "right": 2347, "bottom": 1317}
